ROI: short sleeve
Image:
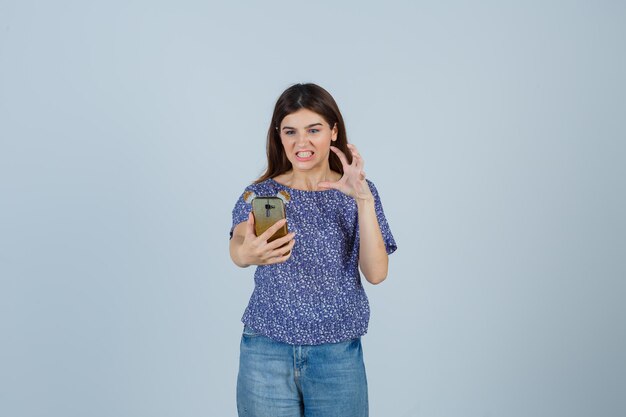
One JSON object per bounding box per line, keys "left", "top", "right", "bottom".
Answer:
{"left": 229, "top": 188, "right": 253, "bottom": 239}
{"left": 367, "top": 180, "right": 398, "bottom": 255}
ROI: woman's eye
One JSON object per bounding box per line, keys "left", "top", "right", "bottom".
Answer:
{"left": 285, "top": 131, "right": 295, "bottom": 135}
{"left": 309, "top": 129, "right": 319, "bottom": 134}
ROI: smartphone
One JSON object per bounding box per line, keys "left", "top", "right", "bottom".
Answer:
{"left": 251, "top": 196, "right": 290, "bottom": 254}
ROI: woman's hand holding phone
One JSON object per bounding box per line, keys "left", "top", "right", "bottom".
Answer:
{"left": 238, "top": 212, "right": 296, "bottom": 266}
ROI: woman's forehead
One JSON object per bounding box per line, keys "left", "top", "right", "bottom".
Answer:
{"left": 281, "top": 108, "right": 327, "bottom": 127}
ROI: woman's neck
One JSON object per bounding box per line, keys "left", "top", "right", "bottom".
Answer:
{"left": 277, "top": 167, "right": 341, "bottom": 191}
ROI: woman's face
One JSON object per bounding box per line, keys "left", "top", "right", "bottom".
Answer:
{"left": 279, "top": 108, "right": 338, "bottom": 172}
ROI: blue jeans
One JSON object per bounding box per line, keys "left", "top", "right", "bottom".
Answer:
{"left": 236, "top": 325, "right": 369, "bottom": 417}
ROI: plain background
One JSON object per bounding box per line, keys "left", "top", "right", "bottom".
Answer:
{"left": 1, "top": 1, "right": 625, "bottom": 416}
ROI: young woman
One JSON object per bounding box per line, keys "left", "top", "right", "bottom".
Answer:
{"left": 229, "top": 83, "right": 397, "bottom": 417}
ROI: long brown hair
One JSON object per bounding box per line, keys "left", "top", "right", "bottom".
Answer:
{"left": 255, "top": 83, "right": 352, "bottom": 183}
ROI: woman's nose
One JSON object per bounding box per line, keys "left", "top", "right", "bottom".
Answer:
{"left": 295, "top": 132, "right": 310, "bottom": 144}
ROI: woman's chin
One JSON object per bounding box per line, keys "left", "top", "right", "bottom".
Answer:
{"left": 290, "top": 159, "right": 317, "bottom": 170}
{"left": 289, "top": 155, "right": 332, "bottom": 171}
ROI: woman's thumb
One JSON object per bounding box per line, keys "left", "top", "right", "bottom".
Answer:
{"left": 246, "top": 212, "right": 256, "bottom": 236}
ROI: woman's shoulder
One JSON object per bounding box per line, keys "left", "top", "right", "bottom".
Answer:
{"left": 365, "top": 178, "right": 379, "bottom": 192}
{"left": 364, "top": 178, "right": 389, "bottom": 202}
{"left": 239, "top": 178, "right": 280, "bottom": 195}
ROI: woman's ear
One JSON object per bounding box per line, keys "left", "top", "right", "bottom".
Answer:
{"left": 332, "top": 122, "right": 338, "bottom": 141}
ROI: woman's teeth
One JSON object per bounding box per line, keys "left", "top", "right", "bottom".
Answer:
{"left": 296, "top": 151, "right": 313, "bottom": 157}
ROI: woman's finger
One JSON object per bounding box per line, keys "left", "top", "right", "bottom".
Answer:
{"left": 348, "top": 144, "right": 364, "bottom": 169}
{"left": 258, "top": 218, "right": 288, "bottom": 243}
{"left": 265, "top": 248, "right": 293, "bottom": 265}
{"left": 330, "top": 145, "right": 350, "bottom": 167}
{"left": 267, "top": 231, "right": 296, "bottom": 250}
{"left": 347, "top": 143, "right": 360, "bottom": 158}
{"left": 268, "top": 239, "right": 295, "bottom": 258}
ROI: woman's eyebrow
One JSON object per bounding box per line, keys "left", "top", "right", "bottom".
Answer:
{"left": 282, "top": 123, "right": 323, "bottom": 130}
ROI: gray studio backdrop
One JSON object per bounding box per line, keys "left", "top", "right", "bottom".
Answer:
{"left": 1, "top": 1, "right": 624, "bottom": 416}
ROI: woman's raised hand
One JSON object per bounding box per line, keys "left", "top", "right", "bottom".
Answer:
{"left": 318, "top": 143, "right": 374, "bottom": 202}
{"left": 238, "top": 212, "right": 296, "bottom": 266}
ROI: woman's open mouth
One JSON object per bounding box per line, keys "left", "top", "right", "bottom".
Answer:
{"left": 295, "top": 151, "right": 315, "bottom": 161}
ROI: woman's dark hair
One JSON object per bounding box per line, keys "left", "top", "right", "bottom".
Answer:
{"left": 255, "top": 83, "right": 351, "bottom": 183}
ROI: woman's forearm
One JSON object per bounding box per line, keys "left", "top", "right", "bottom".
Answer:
{"left": 229, "top": 235, "right": 251, "bottom": 268}
{"left": 356, "top": 197, "right": 388, "bottom": 284}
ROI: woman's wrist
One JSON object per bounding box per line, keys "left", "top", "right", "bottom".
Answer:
{"left": 353, "top": 182, "right": 374, "bottom": 203}
{"left": 235, "top": 244, "right": 251, "bottom": 268}
{"left": 355, "top": 192, "right": 375, "bottom": 205}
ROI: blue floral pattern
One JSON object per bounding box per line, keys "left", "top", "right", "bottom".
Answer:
{"left": 230, "top": 178, "right": 397, "bottom": 345}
